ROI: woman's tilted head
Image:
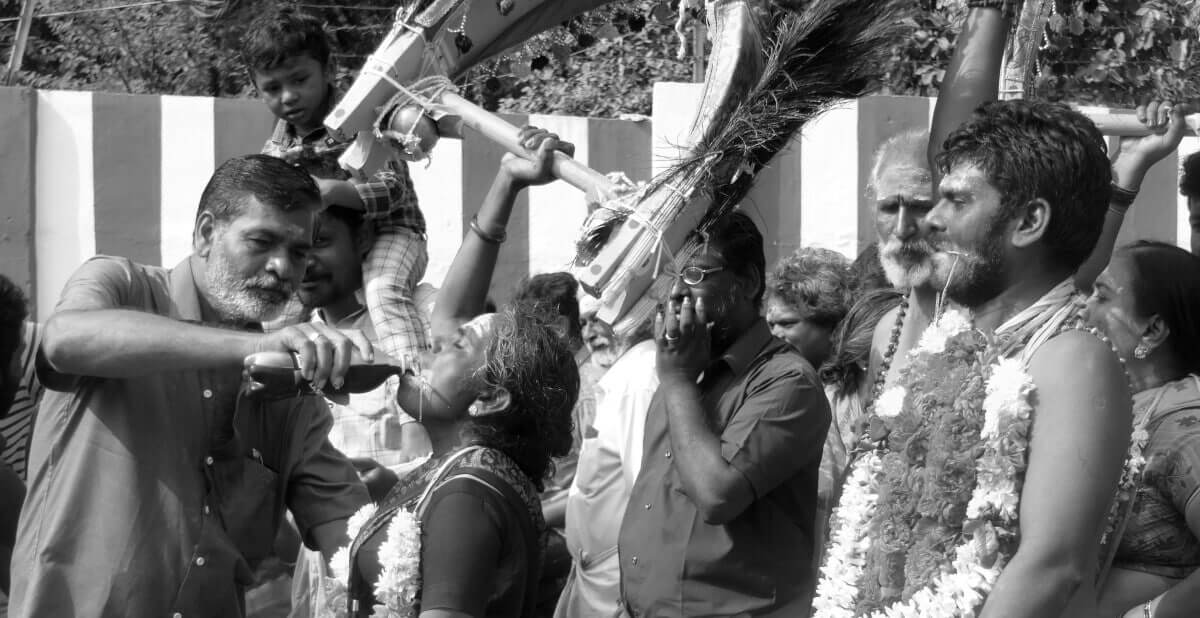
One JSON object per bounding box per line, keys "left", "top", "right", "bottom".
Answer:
{"left": 464, "top": 305, "right": 579, "bottom": 489}
{"left": 1086, "top": 241, "right": 1200, "bottom": 380}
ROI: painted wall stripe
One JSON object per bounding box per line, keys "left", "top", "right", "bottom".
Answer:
{"left": 93, "top": 92, "right": 162, "bottom": 266}
{"left": 0, "top": 87, "right": 37, "bottom": 309}
{"left": 160, "top": 96, "right": 216, "bottom": 268}
{"left": 460, "top": 113, "right": 529, "bottom": 304}
{"left": 410, "top": 136, "right": 464, "bottom": 289}
{"left": 35, "top": 90, "right": 95, "bottom": 322}
{"left": 743, "top": 135, "right": 802, "bottom": 270}
{"left": 1177, "top": 136, "right": 1199, "bottom": 251}
{"left": 527, "top": 113, "right": 591, "bottom": 275}
{"left": 800, "top": 101, "right": 860, "bottom": 258}
{"left": 586, "top": 117, "right": 653, "bottom": 184}
{"left": 213, "top": 96, "right": 278, "bottom": 167}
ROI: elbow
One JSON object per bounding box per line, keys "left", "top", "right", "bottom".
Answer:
{"left": 40, "top": 314, "right": 78, "bottom": 373}
{"left": 1013, "top": 546, "right": 1089, "bottom": 600}
{"left": 41, "top": 311, "right": 95, "bottom": 375}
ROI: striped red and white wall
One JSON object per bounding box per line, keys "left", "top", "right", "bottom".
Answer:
{"left": 2, "top": 84, "right": 1195, "bottom": 321}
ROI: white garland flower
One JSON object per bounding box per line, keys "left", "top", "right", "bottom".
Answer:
{"left": 347, "top": 503, "right": 378, "bottom": 540}
{"left": 916, "top": 309, "right": 972, "bottom": 355}
{"left": 875, "top": 385, "right": 907, "bottom": 419}
{"left": 819, "top": 356, "right": 1034, "bottom": 618}
{"left": 373, "top": 508, "right": 423, "bottom": 618}
{"left": 981, "top": 358, "right": 1034, "bottom": 440}
{"left": 813, "top": 453, "right": 881, "bottom": 617}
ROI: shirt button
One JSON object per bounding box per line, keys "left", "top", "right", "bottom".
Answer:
{"left": 631, "top": 556, "right": 639, "bottom": 565}
{"left": 202, "top": 389, "right": 213, "bottom": 399}
{"left": 195, "top": 556, "right": 206, "bottom": 566}
{"left": 665, "top": 450, "right": 671, "bottom": 458}
{"left": 644, "top": 503, "right": 651, "bottom": 510}
{"left": 173, "top": 613, "right": 183, "bottom": 618}
{"left": 203, "top": 505, "right": 211, "bottom": 515}
{"left": 204, "top": 456, "right": 214, "bottom": 466}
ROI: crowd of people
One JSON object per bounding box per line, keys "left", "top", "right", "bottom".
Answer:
{"left": 1, "top": 2, "right": 1200, "bottom": 617}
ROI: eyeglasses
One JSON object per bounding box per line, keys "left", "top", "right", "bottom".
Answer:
{"left": 671, "top": 265, "right": 725, "bottom": 285}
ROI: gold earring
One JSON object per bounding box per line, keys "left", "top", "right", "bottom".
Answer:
{"left": 468, "top": 403, "right": 479, "bottom": 416}
{"left": 1134, "top": 343, "right": 1149, "bottom": 360}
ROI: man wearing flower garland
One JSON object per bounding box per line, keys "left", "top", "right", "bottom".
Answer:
{"left": 618, "top": 211, "right": 831, "bottom": 616}
{"left": 817, "top": 100, "right": 1133, "bottom": 617}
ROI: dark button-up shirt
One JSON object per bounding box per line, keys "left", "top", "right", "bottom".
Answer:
{"left": 618, "top": 320, "right": 831, "bottom": 617}
{"left": 10, "top": 255, "right": 368, "bottom": 618}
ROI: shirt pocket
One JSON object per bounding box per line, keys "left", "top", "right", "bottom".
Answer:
{"left": 207, "top": 453, "right": 281, "bottom": 566}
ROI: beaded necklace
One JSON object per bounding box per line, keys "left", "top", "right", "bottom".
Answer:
{"left": 867, "top": 293, "right": 909, "bottom": 410}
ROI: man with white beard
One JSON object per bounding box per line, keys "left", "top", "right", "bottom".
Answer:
{"left": 866, "top": 2, "right": 1011, "bottom": 401}
{"left": 10, "top": 155, "right": 370, "bottom": 618}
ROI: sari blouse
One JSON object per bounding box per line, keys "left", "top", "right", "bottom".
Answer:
{"left": 1114, "top": 375, "right": 1200, "bottom": 578}
{"left": 349, "top": 447, "right": 546, "bottom": 617}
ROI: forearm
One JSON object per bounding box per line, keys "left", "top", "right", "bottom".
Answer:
{"left": 42, "top": 309, "right": 259, "bottom": 377}
{"left": 430, "top": 173, "right": 521, "bottom": 341}
{"left": 661, "top": 377, "right": 747, "bottom": 524}
{"left": 929, "top": 7, "right": 1009, "bottom": 173}
{"left": 1075, "top": 208, "right": 1126, "bottom": 291}
{"left": 981, "top": 551, "right": 1085, "bottom": 618}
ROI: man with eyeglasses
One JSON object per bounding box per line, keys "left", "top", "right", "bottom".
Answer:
{"left": 616, "top": 210, "right": 832, "bottom": 617}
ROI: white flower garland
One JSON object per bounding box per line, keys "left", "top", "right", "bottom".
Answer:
{"left": 814, "top": 312, "right": 1034, "bottom": 618}
{"left": 323, "top": 502, "right": 423, "bottom": 618}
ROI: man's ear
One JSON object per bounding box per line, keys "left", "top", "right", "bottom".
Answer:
{"left": 1010, "top": 198, "right": 1051, "bottom": 249}
{"left": 470, "top": 386, "right": 512, "bottom": 418}
{"left": 195, "top": 211, "right": 217, "bottom": 258}
{"left": 356, "top": 224, "right": 376, "bottom": 261}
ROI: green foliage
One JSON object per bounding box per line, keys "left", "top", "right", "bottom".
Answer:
{"left": 2, "top": 0, "right": 1197, "bottom": 111}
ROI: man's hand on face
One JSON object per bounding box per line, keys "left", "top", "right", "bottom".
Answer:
{"left": 499, "top": 125, "right": 575, "bottom": 190}
{"left": 255, "top": 323, "right": 374, "bottom": 391}
{"left": 655, "top": 295, "right": 713, "bottom": 385}
{"left": 313, "top": 177, "right": 365, "bottom": 212}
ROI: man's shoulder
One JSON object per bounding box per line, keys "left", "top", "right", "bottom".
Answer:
{"left": 1027, "top": 327, "right": 1130, "bottom": 402}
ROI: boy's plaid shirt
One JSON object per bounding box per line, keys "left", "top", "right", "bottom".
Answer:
{"left": 263, "top": 117, "right": 426, "bottom": 235}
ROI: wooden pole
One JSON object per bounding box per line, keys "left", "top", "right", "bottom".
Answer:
{"left": 692, "top": 20, "right": 706, "bottom": 82}
{"left": 3, "top": 0, "right": 37, "bottom": 86}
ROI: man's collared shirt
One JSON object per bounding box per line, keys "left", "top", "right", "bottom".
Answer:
{"left": 617, "top": 320, "right": 831, "bottom": 617}
{"left": 261, "top": 90, "right": 426, "bottom": 236}
{"left": 10, "top": 255, "right": 368, "bottom": 618}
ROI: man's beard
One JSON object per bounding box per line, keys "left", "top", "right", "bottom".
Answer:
{"left": 205, "top": 246, "right": 294, "bottom": 324}
{"left": 930, "top": 227, "right": 1007, "bottom": 310}
{"left": 879, "top": 236, "right": 935, "bottom": 289}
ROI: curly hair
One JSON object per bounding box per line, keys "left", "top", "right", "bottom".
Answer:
{"left": 240, "top": 7, "right": 331, "bottom": 73}
{"left": 1182, "top": 151, "right": 1200, "bottom": 199}
{"left": 766, "top": 247, "right": 854, "bottom": 329}
{"left": 512, "top": 272, "right": 582, "bottom": 348}
{"left": 935, "top": 100, "right": 1111, "bottom": 272}
{"left": 820, "top": 288, "right": 905, "bottom": 397}
{"left": 466, "top": 305, "right": 579, "bottom": 491}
